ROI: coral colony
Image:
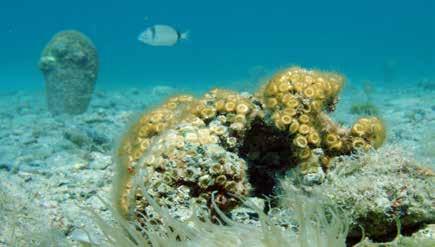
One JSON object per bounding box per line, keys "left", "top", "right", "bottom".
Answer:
{"left": 113, "top": 66, "right": 386, "bottom": 225}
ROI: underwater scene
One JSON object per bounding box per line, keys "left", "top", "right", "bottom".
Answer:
{"left": 0, "top": 0, "right": 434, "bottom": 246}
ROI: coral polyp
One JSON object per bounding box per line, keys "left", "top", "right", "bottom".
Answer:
{"left": 113, "top": 66, "right": 387, "bottom": 225}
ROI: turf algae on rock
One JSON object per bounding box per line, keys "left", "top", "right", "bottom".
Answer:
{"left": 39, "top": 30, "right": 98, "bottom": 115}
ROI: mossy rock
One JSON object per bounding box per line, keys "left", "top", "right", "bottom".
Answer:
{"left": 301, "top": 146, "right": 435, "bottom": 244}
{"left": 39, "top": 30, "right": 98, "bottom": 115}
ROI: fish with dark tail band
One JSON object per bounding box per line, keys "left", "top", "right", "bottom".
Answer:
{"left": 138, "top": 24, "right": 189, "bottom": 46}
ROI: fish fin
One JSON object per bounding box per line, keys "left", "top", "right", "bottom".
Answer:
{"left": 150, "top": 26, "right": 156, "bottom": 39}
{"left": 180, "top": 31, "right": 189, "bottom": 40}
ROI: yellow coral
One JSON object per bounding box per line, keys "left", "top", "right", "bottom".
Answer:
{"left": 326, "top": 133, "right": 338, "bottom": 143}
{"left": 350, "top": 117, "right": 386, "bottom": 149}
{"left": 302, "top": 104, "right": 312, "bottom": 114}
{"left": 310, "top": 100, "right": 322, "bottom": 112}
{"left": 298, "top": 148, "right": 312, "bottom": 160}
{"left": 307, "top": 131, "right": 320, "bottom": 146}
{"left": 298, "top": 124, "right": 311, "bottom": 135}
{"left": 352, "top": 137, "right": 366, "bottom": 149}
{"left": 368, "top": 117, "right": 386, "bottom": 148}
{"left": 200, "top": 107, "right": 217, "bottom": 119}
{"left": 285, "top": 98, "right": 299, "bottom": 108}
{"left": 224, "top": 101, "right": 236, "bottom": 112}
{"left": 293, "top": 134, "right": 308, "bottom": 148}
{"left": 139, "top": 138, "right": 150, "bottom": 150}
{"left": 289, "top": 119, "right": 300, "bottom": 134}
{"left": 265, "top": 83, "right": 278, "bottom": 96}
{"left": 234, "top": 114, "right": 246, "bottom": 123}
{"left": 293, "top": 81, "right": 306, "bottom": 93}
{"left": 351, "top": 118, "right": 370, "bottom": 136}
{"left": 266, "top": 98, "right": 278, "bottom": 108}
{"left": 299, "top": 114, "right": 310, "bottom": 124}
{"left": 215, "top": 99, "right": 225, "bottom": 112}
{"left": 303, "top": 86, "right": 316, "bottom": 98}
{"left": 274, "top": 119, "right": 287, "bottom": 131}
{"left": 320, "top": 155, "right": 331, "bottom": 169}
{"left": 278, "top": 81, "right": 291, "bottom": 92}
{"left": 236, "top": 102, "right": 250, "bottom": 115}
{"left": 215, "top": 174, "right": 227, "bottom": 185}
{"left": 283, "top": 107, "right": 297, "bottom": 117}
{"left": 329, "top": 140, "right": 343, "bottom": 151}
{"left": 138, "top": 126, "right": 149, "bottom": 137}
{"left": 114, "top": 66, "right": 386, "bottom": 221}
{"left": 280, "top": 114, "right": 293, "bottom": 125}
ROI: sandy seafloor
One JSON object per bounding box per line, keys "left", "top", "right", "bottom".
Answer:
{"left": 0, "top": 81, "right": 434, "bottom": 245}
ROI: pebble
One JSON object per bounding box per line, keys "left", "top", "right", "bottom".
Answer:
{"left": 74, "top": 162, "right": 88, "bottom": 170}
{"left": 18, "top": 171, "right": 33, "bottom": 182}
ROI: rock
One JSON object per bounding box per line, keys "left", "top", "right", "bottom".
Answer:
{"left": 63, "top": 126, "right": 110, "bottom": 151}
{"left": 290, "top": 146, "right": 435, "bottom": 244}
{"left": 229, "top": 197, "right": 265, "bottom": 225}
{"left": 0, "top": 163, "right": 10, "bottom": 171}
{"left": 39, "top": 30, "right": 99, "bottom": 115}
{"left": 88, "top": 152, "right": 111, "bottom": 170}
{"left": 73, "top": 162, "right": 88, "bottom": 170}
{"left": 64, "top": 126, "right": 93, "bottom": 148}
{"left": 356, "top": 224, "right": 435, "bottom": 246}
{"left": 69, "top": 228, "right": 101, "bottom": 245}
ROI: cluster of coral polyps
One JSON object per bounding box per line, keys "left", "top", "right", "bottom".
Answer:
{"left": 114, "top": 66, "right": 386, "bottom": 223}
{"left": 260, "top": 67, "right": 385, "bottom": 172}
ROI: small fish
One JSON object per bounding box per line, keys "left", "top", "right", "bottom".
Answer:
{"left": 138, "top": 24, "right": 189, "bottom": 46}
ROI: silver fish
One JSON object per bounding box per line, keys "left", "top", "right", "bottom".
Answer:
{"left": 138, "top": 24, "right": 189, "bottom": 46}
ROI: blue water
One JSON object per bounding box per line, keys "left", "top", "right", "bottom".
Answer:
{"left": 0, "top": 0, "right": 433, "bottom": 91}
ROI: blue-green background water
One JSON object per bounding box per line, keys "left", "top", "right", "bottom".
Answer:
{"left": 0, "top": 0, "right": 433, "bottom": 91}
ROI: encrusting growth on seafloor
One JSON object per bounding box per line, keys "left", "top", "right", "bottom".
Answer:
{"left": 113, "top": 66, "right": 387, "bottom": 224}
